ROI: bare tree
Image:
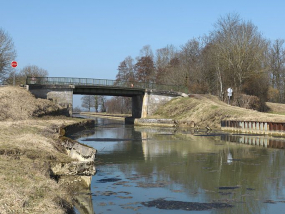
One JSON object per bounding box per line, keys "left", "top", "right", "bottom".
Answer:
{"left": 268, "top": 39, "right": 285, "bottom": 102}
{"left": 114, "top": 13, "right": 275, "bottom": 109}
{"left": 116, "top": 56, "right": 135, "bottom": 84}
{"left": 100, "top": 96, "right": 107, "bottom": 112}
{"left": 0, "top": 28, "right": 16, "bottom": 84}
{"left": 6, "top": 65, "right": 48, "bottom": 85}
{"left": 179, "top": 38, "right": 205, "bottom": 92}
{"left": 115, "top": 57, "right": 134, "bottom": 113}
{"left": 155, "top": 45, "right": 177, "bottom": 84}
{"left": 208, "top": 13, "right": 269, "bottom": 99}
{"left": 81, "top": 95, "right": 94, "bottom": 112}
{"left": 139, "top": 45, "right": 154, "bottom": 58}
{"left": 73, "top": 106, "right": 82, "bottom": 113}
{"left": 154, "top": 39, "right": 205, "bottom": 93}
{"left": 94, "top": 95, "right": 99, "bottom": 112}
{"left": 155, "top": 45, "right": 177, "bottom": 68}
{"left": 159, "top": 57, "right": 182, "bottom": 86}
{"left": 136, "top": 45, "right": 156, "bottom": 84}
{"left": 105, "top": 97, "right": 132, "bottom": 114}
{"left": 135, "top": 56, "right": 155, "bottom": 83}
{"left": 20, "top": 65, "right": 48, "bottom": 77}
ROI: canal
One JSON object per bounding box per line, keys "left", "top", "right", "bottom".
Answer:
{"left": 71, "top": 118, "right": 285, "bottom": 214}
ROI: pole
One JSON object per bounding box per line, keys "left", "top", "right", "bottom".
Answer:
{"left": 10, "top": 61, "right": 18, "bottom": 86}
{"left": 13, "top": 69, "right": 15, "bottom": 86}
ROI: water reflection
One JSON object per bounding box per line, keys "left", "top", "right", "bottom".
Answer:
{"left": 221, "top": 134, "right": 285, "bottom": 149}
{"left": 74, "top": 118, "right": 285, "bottom": 214}
{"left": 73, "top": 188, "right": 94, "bottom": 214}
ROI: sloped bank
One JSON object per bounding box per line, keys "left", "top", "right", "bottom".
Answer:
{"left": 0, "top": 86, "right": 97, "bottom": 213}
{"left": 0, "top": 117, "right": 97, "bottom": 213}
{"left": 54, "top": 120, "right": 97, "bottom": 187}
{"left": 56, "top": 120, "right": 97, "bottom": 214}
{"left": 144, "top": 95, "right": 285, "bottom": 129}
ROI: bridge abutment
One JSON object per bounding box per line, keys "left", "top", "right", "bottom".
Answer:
{"left": 141, "top": 90, "right": 177, "bottom": 118}
{"left": 27, "top": 85, "right": 74, "bottom": 116}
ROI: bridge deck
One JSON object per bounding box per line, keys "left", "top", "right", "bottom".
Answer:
{"left": 26, "top": 77, "right": 186, "bottom": 93}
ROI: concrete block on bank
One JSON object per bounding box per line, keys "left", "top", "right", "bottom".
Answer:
{"left": 181, "top": 93, "right": 189, "bottom": 97}
{"left": 61, "top": 139, "right": 97, "bottom": 162}
{"left": 51, "top": 161, "right": 96, "bottom": 176}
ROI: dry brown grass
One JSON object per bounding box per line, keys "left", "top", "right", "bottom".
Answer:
{"left": 152, "top": 94, "right": 285, "bottom": 129}
{"left": 0, "top": 86, "right": 88, "bottom": 213}
{"left": 0, "top": 118, "right": 85, "bottom": 213}
{"left": 0, "top": 156, "right": 71, "bottom": 214}
{"left": 266, "top": 102, "right": 285, "bottom": 115}
{"left": 0, "top": 86, "right": 63, "bottom": 121}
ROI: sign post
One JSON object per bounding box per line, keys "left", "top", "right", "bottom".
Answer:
{"left": 11, "top": 61, "right": 18, "bottom": 86}
{"left": 227, "top": 87, "right": 233, "bottom": 104}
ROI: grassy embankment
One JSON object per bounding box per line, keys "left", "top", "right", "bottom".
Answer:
{"left": 81, "top": 94, "right": 285, "bottom": 129}
{"left": 266, "top": 102, "right": 285, "bottom": 116}
{"left": 0, "top": 86, "right": 88, "bottom": 214}
{"left": 149, "top": 94, "right": 285, "bottom": 129}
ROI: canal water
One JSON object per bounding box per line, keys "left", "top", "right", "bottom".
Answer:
{"left": 71, "top": 118, "right": 285, "bottom": 214}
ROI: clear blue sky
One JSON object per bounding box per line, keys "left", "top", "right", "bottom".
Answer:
{"left": 1, "top": 1, "right": 285, "bottom": 108}
{"left": 1, "top": 0, "right": 285, "bottom": 80}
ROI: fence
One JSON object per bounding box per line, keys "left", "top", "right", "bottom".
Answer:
{"left": 26, "top": 77, "right": 187, "bottom": 92}
{"left": 221, "top": 120, "right": 285, "bottom": 135}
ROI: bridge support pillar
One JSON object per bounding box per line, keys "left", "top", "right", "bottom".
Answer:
{"left": 141, "top": 92, "right": 149, "bottom": 118}
{"left": 132, "top": 95, "right": 144, "bottom": 118}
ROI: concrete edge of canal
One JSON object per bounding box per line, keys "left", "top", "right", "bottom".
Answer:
{"left": 51, "top": 119, "right": 97, "bottom": 187}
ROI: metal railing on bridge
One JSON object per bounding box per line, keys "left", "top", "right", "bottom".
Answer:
{"left": 26, "top": 77, "right": 187, "bottom": 92}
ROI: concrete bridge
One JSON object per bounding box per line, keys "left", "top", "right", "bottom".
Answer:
{"left": 26, "top": 77, "right": 186, "bottom": 118}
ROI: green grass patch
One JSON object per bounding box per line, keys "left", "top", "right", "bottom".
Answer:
{"left": 211, "top": 105, "right": 219, "bottom": 109}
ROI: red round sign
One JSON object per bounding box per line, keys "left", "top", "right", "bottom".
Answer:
{"left": 11, "top": 61, "right": 18, "bottom": 68}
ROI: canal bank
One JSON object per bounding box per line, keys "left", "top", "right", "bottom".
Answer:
{"left": 81, "top": 94, "right": 285, "bottom": 131}
{"left": 0, "top": 117, "right": 98, "bottom": 213}
{"left": 0, "top": 86, "right": 97, "bottom": 213}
